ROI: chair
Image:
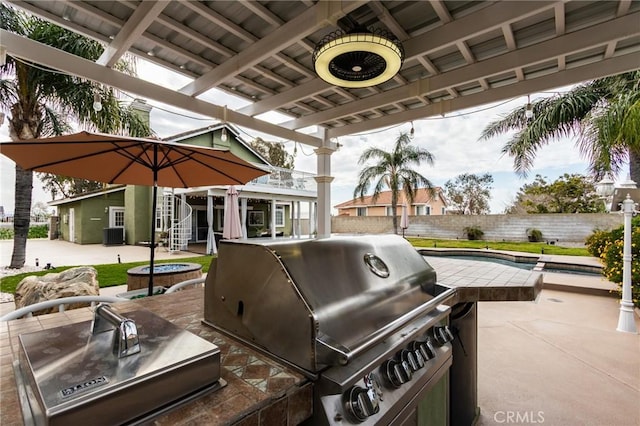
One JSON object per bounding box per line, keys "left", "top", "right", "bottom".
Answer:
{"left": 0, "top": 296, "right": 126, "bottom": 322}
{"left": 164, "top": 277, "right": 206, "bottom": 294}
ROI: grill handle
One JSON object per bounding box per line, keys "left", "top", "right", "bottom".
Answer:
{"left": 317, "top": 285, "right": 456, "bottom": 366}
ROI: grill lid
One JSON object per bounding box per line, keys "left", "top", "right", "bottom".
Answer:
{"left": 204, "top": 235, "right": 448, "bottom": 373}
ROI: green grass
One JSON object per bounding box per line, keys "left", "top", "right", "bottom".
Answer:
{"left": 405, "top": 237, "right": 590, "bottom": 256}
{"left": 0, "top": 256, "right": 213, "bottom": 295}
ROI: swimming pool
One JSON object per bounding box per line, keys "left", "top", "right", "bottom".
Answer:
{"left": 418, "top": 250, "right": 602, "bottom": 277}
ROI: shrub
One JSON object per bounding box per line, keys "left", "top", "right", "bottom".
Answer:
{"left": 0, "top": 228, "right": 12, "bottom": 240}
{"left": 527, "top": 228, "right": 543, "bottom": 242}
{"left": 464, "top": 226, "right": 484, "bottom": 240}
{"left": 0, "top": 225, "right": 49, "bottom": 240}
{"left": 585, "top": 217, "right": 640, "bottom": 308}
{"left": 28, "top": 225, "right": 49, "bottom": 239}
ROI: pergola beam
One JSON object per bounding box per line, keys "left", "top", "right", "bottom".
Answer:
{"left": 281, "top": 12, "right": 640, "bottom": 130}
{"left": 241, "top": 1, "right": 560, "bottom": 118}
{"left": 178, "top": 0, "right": 367, "bottom": 97}
{"left": 97, "top": 1, "right": 168, "bottom": 67}
{"left": 2, "top": 30, "right": 324, "bottom": 148}
{"left": 328, "top": 51, "right": 640, "bottom": 138}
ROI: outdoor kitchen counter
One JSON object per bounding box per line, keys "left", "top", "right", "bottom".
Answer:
{"left": 0, "top": 288, "right": 313, "bottom": 426}
{"left": 420, "top": 252, "right": 544, "bottom": 303}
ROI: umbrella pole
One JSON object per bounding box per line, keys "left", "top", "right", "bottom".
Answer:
{"left": 148, "top": 149, "right": 158, "bottom": 297}
{"left": 149, "top": 182, "right": 158, "bottom": 297}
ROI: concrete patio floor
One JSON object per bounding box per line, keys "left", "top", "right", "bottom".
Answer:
{"left": 475, "top": 289, "right": 639, "bottom": 426}
{"left": 1, "top": 240, "right": 638, "bottom": 425}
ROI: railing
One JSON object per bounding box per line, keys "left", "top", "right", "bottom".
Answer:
{"left": 249, "top": 166, "right": 317, "bottom": 192}
{"left": 163, "top": 193, "right": 192, "bottom": 253}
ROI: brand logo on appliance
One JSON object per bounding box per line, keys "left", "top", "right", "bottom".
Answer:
{"left": 60, "top": 376, "right": 109, "bottom": 398}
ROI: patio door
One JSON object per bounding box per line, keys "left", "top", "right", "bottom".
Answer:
{"left": 109, "top": 207, "right": 125, "bottom": 242}
{"left": 191, "top": 207, "right": 207, "bottom": 242}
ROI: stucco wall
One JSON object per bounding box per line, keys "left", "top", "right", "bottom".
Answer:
{"left": 331, "top": 213, "right": 624, "bottom": 243}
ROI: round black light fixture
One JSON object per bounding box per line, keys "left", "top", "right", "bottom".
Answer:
{"left": 313, "top": 28, "right": 404, "bottom": 88}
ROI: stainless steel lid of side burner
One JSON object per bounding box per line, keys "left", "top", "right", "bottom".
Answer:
{"left": 15, "top": 304, "right": 225, "bottom": 426}
{"left": 204, "top": 234, "right": 455, "bottom": 374}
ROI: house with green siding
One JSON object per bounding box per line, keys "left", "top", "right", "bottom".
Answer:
{"left": 50, "top": 123, "right": 317, "bottom": 252}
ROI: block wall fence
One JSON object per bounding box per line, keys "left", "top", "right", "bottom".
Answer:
{"left": 331, "top": 213, "right": 624, "bottom": 243}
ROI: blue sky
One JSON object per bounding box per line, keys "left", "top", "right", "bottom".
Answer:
{"left": 0, "top": 59, "right": 604, "bottom": 215}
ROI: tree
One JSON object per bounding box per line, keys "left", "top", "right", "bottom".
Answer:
{"left": 444, "top": 173, "right": 493, "bottom": 215}
{"left": 249, "top": 137, "right": 294, "bottom": 169}
{"left": 30, "top": 201, "right": 51, "bottom": 222}
{"left": 354, "top": 132, "right": 436, "bottom": 234}
{"left": 505, "top": 173, "right": 605, "bottom": 214}
{"left": 0, "top": 4, "right": 151, "bottom": 268}
{"left": 39, "top": 174, "right": 104, "bottom": 200}
{"left": 479, "top": 71, "right": 640, "bottom": 182}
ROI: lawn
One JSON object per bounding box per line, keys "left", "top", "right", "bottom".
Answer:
{"left": 0, "top": 239, "right": 591, "bottom": 295}
{"left": 0, "top": 256, "right": 214, "bottom": 295}
{"left": 406, "top": 237, "right": 590, "bottom": 256}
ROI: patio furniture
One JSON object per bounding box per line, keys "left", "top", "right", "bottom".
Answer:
{"left": 0, "top": 295, "right": 126, "bottom": 321}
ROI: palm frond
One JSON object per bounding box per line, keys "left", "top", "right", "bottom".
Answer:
{"left": 482, "top": 78, "right": 619, "bottom": 176}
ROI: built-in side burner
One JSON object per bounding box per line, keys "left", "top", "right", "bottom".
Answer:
{"left": 15, "top": 307, "right": 224, "bottom": 426}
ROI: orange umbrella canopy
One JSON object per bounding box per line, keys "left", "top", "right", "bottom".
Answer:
{"left": 0, "top": 131, "right": 268, "bottom": 187}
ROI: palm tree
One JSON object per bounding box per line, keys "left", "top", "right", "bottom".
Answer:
{"left": 0, "top": 4, "right": 151, "bottom": 268}
{"left": 479, "top": 71, "right": 640, "bottom": 182}
{"left": 354, "top": 132, "right": 436, "bottom": 234}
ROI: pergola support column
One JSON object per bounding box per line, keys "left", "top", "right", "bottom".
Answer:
{"left": 314, "top": 135, "right": 335, "bottom": 238}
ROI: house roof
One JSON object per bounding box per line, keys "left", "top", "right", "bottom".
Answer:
{"left": 165, "top": 123, "right": 271, "bottom": 166}
{"left": 335, "top": 187, "right": 445, "bottom": 209}
{"left": 6, "top": 2, "right": 639, "bottom": 148}
{"left": 48, "top": 185, "right": 126, "bottom": 206}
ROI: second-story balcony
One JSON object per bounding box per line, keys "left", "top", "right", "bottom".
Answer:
{"left": 249, "top": 166, "right": 317, "bottom": 193}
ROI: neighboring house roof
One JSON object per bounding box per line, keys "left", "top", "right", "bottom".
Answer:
{"left": 165, "top": 123, "right": 271, "bottom": 167}
{"left": 48, "top": 185, "right": 126, "bottom": 206}
{"left": 335, "top": 188, "right": 446, "bottom": 209}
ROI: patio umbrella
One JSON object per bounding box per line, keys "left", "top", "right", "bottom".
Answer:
{"left": 400, "top": 203, "right": 409, "bottom": 238}
{"left": 0, "top": 131, "right": 268, "bottom": 296}
{"left": 223, "top": 186, "right": 243, "bottom": 239}
{"left": 206, "top": 195, "right": 217, "bottom": 255}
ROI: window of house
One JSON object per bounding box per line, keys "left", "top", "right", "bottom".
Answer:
{"left": 275, "top": 205, "right": 285, "bottom": 227}
{"left": 109, "top": 207, "right": 125, "bottom": 228}
{"left": 386, "top": 206, "right": 393, "bottom": 216}
{"left": 441, "top": 207, "right": 446, "bottom": 215}
{"left": 114, "top": 210, "right": 125, "bottom": 227}
{"left": 415, "top": 205, "right": 431, "bottom": 215}
{"left": 155, "top": 205, "right": 163, "bottom": 231}
{"left": 356, "top": 207, "right": 366, "bottom": 216}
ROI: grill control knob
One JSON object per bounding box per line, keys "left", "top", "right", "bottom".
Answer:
{"left": 413, "top": 339, "right": 436, "bottom": 361}
{"left": 402, "top": 347, "right": 423, "bottom": 371}
{"left": 433, "top": 325, "right": 455, "bottom": 345}
{"left": 382, "top": 359, "right": 412, "bottom": 388}
{"left": 344, "top": 385, "right": 380, "bottom": 422}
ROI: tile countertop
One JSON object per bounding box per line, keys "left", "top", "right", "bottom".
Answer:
{"left": 0, "top": 288, "right": 313, "bottom": 426}
{"left": 420, "top": 254, "right": 544, "bottom": 304}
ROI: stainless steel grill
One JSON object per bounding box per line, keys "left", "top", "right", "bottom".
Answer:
{"left": 204, "top": 235, "right": 456, "bottom": 425}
